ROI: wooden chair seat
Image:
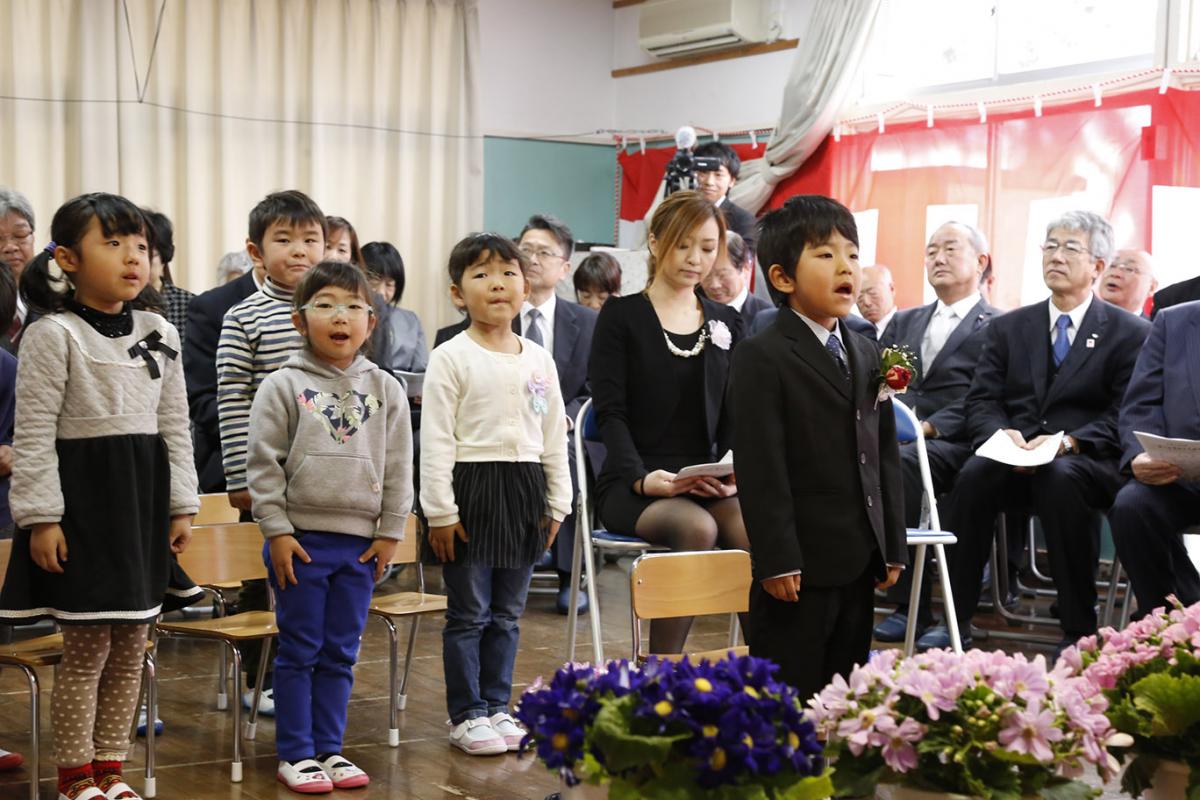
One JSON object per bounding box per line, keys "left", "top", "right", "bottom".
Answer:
{"left": 0, "top": 633, "right": 157, "bottom": 668}
{"left": 205, "top": 581, "right": 243, "bottom": 591}
{"left": 369, "top": 592, "right": 447, "bottom": 617}
{"left": 157, "top": 610, "right": 277, "bottom": 642}
{"left": 646, "top": 645, "right": 750, "bottom": 664}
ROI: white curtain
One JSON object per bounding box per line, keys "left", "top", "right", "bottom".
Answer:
{"left": 729, "top": 0, "right": 880, "bottom": 214}
{"left": 0, "top": 0, "right": 481, "bottom": 332}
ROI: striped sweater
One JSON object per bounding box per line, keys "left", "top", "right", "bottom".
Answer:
{"left": 216, "top": 278, "right": 304, "bottom": 490}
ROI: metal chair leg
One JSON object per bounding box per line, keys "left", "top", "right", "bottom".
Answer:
{"left": 581, "top": 524, "right": 604, "bottom": 664}
{"left": 903, "top": 543, "right": 929, "bottom": 656}
{"left": 1101, "top": 556, "right": 1123, "bottom": 629}
{"left": 935, "top": 543, "right": 964, "bottom": 654}
{"left": 211, "top": 591, "right": 229, "bottom": 710}
{"left": 244, "top": 638, "right": 270, "bottom": 740}
{"left": 143, "top": 650, "right": 157, "bottom": 798}
{"left": 380, "top": 615, "right": 400, "bottom": 747}
{"left": 228, "top": 644, "right": 243, "bottom": 783}
{"left": 398, "top": 616, "right": 420, "bottom": 711}
{"left": 566, "top": 518, "right": 585, "bottom": 662}
{"left": 19, "top": 665, "right": 39, "bottom": 800}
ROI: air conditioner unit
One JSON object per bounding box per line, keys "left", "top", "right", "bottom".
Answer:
{"left": 638, "top": 0, "right": 769, "bottom": 59}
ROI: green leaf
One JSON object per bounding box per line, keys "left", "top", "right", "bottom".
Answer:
{"left": 1131, "top": 672, "right": 1200, "bottom": 736}
{"left": 589, "top": 695, "right": 689, "bottom": 774}
{"left": 776, "top": 773, "right": 835, "bottom": 800}
{"left": 1120, "top": 754, "right": 1158, "bottom": 798}
{"left": 1037, "top": 778, "right": 1100, "bottom": 800}
{"left": 829, "top": 757, "right": 885, "bottom": 798}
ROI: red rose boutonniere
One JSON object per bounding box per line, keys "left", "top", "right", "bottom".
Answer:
{"left": 876, "top": 346, "right": 916, "bottom": 408}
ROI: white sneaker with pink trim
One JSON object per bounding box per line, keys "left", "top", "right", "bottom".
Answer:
{"left": 488, "top": 712, "right": 527, "bottom": 751}
{"left": 448, "top": 717, "right": 508, "bottom": 756}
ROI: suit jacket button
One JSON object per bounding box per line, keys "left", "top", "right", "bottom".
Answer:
{"left": 867, "top": 496, "right": 874, "bottom": 507}
{"left": 856, "top": 410, "right": 862, "bottom": 421}
{"left": 860, "top": 452, "right": 867, "bottom": 464}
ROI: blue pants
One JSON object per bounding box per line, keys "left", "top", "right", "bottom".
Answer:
{"left": 441, "top": 563, "right": 533, "bottom": 724}
{"left": 264, "top": 532, "right": 376, "bottom": 761}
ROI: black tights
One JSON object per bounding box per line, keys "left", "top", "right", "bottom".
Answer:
{"left": 634, "top": 496, "right": 750, "bottom": 654}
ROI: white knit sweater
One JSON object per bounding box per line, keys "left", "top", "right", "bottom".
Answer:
{"left": 10, "top": 310, "right": 200, "bottom": 528}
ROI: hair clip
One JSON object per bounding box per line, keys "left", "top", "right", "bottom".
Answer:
{"left": 44, "top": 241, "right": 57, "bottom": 254}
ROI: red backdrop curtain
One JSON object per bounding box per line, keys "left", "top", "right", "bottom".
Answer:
{"left": 617, "top": 88, "right": 1200, "bottom": 310}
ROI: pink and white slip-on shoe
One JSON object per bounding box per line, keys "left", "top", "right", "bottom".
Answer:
{"left": 488, "top": 712, "right": 527, "bottom": 751}
{"left": 276, "top": 759, "right": 333, "bottom": 794}
{"left": 448, "top": 717, "right": 508, "bottom": 756}
{"left": 317, "top": 754, "right": 369, "bottom": 789}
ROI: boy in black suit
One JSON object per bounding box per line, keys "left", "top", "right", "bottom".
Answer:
{"left": 731, "top": 195, "right": 906, "bottom": 701}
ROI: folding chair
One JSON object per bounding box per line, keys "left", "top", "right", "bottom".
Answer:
{"left": 629, "top": 549, "right": 750, "bottom": 662}
{"left": 892, "top": 400, "right": 963, "bottom": 654}
{"left": 156, "top": 523, "right": 276, "bottom": 782}
{"left": 192, "top": 492, "right": 243, "bottom": 711}
{"left": 0, "top": 540, "right": 159, "bottom": 800}
{"left": 365, "top": 516, "right": 448, "bottom": 747}
{"left": 565, "top": 397, "right": 659, "bottom": 664}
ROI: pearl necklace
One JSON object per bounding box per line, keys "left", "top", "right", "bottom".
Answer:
{"left": 663, "top": 327, "right": 708, "bottom": 358}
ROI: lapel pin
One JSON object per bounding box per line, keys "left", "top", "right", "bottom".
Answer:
{"left": 1086, "top": 338, "right": 1096, "bottom": 348}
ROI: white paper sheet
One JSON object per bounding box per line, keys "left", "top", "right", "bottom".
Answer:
{"left": 975, "top": 429, "right": 1064, "bottom": 467}
{"left": 1134, "top": 431, "right": 1200, "bottom": 481}
{"left": 675, "top": 450, "right": 734, "bottom": 481}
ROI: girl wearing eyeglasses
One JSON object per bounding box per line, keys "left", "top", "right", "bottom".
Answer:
{"left": 246, "top": 260, "right": 414, "bottom": 793}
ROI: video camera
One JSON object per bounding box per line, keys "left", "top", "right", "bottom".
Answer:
{"left": 663, "top": 126, "right": 721, "bottom": 196}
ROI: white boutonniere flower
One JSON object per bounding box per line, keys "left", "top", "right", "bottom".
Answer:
{"left": 708, "top": 319, "right": 732, "bottom": 350}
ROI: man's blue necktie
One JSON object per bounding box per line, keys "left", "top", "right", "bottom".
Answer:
{"left": 826, "top": 333, "right": 850, "bottom": 380}
{"left": 1052, "top": 314, "right": 1072, "bottom": 368}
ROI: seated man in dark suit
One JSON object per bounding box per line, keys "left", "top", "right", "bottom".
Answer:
{"left": 516, "top": 214, "right": 599, "bottom": 614}
{"left": 1108, "top": 301, "right": 1200, "bottom": 614}
{"left": 857, "top": 265, "right": 898, "bottom": 341}
{"left": 873, "top": 221, "right": 1000, "bottom": 642}
{"left": 700, "top": 231, "right": 772, "bottom": 328}
{"left": 183, "top": 253, "right": 263, "bottom": 493}
{"left": 918, "top": 211, "right": 1151, "bottom": 653}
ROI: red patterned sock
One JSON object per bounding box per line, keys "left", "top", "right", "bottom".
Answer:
{"left": 92, "top": 759, "right": 122, "bottom": 781}
{"left": 57, "top": 763, "right": 94, "bottom": 798}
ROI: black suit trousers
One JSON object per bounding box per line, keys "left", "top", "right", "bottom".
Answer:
{"left": 886, "top": 438, "right": 971, "bottom": 623}
{"left": 1108, "top": 481, "right": 1200, "bottom": 614}
{"left": 749, "top": 560, "right": 877, "bottom": 702}
{"left": 944, "top": 454, "right": 1120, "bottom": 637}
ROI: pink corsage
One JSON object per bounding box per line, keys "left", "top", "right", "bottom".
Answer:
{"left": 527, "top": 374, "right": 550, "bottom": 415}
{"left": 708, "top": 319, "right": 732, "bottom": 350}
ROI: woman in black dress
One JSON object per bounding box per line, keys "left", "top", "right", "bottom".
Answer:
{"left": 589, "top": 190, "right": 748, "bottom": 654}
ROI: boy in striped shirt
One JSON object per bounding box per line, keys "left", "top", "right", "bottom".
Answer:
{"left": 218, "top": 190, "right": 327, "bottom": 508}
{"left": 216, "top": 190, "right": 326, "bottom": 712}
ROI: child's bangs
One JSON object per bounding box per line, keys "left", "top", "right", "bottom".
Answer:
{"left": 90, "top": 194, "right": 147, "bottom": 239}
{"left": 294, "top": 260, "right": 372, "bottom": 310}
{"left": 265, "top": 211, "right": 326, "bottom": 236}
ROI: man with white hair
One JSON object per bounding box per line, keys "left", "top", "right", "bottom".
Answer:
{"left": 1099, "top": 249, "right": 1156, "bottom": 316}
{"left": 919, "top": 211, "right": 1150, "bottom": 654}
{"left": 857, "top": 264, "right": 898, "bottom": 340}
{"left": 873, "top": 221, "right": 1000, "bottom": 642}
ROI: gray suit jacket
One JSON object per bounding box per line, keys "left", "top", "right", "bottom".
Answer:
{"left": 882, "top": 297, "right": 1000, "bottom": 442}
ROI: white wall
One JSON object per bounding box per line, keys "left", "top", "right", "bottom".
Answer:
{"left": 610, "top": 0, "right": 814, "bottom": 133}
{"left": 478, "top": 0, "right": 815, "bottom": 138}
{"left": 478, "top": 0, "right": 615, "bottom": 137}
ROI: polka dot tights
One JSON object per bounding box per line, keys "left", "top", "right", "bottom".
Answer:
{"left": 52, "top": 624, "right": 149, "bottom": 767}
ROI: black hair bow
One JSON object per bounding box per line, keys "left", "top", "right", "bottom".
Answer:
{"left": 127, "top": 330, "right": 178, "bottom": 380}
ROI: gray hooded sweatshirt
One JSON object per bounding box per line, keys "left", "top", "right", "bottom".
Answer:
{"left": 247, "top": 349, "right": 413, "bottom": 539}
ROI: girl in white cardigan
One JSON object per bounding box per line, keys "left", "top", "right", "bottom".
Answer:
{"left": 420, "top": 233, "right": 571, "bottom": 757}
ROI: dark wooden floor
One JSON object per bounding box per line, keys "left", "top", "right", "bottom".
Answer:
{"left": 0, "top": 557, "right": 1119, "bottom": 800}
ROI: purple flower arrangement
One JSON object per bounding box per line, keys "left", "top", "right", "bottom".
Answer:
{"left": 1059, "top": 598, "right": 1200, "bottom": 797}
{"left": 809, "top": 648, "right": 1119, "bottom": 799}
{"left": 514, "top": 654, "right": 832, "bottom": 798}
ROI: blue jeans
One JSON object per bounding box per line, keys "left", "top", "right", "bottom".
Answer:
{"left": 264, "top": 532, "right": 376, "bottom": 761}
{"left": 441, "top": 563, "right": 534, "bottom": 724}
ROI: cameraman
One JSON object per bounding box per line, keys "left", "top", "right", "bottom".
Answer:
{"left": 694, "top": 141, "right": 756, "bottom": 246}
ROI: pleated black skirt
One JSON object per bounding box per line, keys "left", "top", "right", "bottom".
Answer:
{"left": 439, "top": 461, "right": 549, "bottom": 569}
{"left": 0, "top": 433, "right": 202, "bottom": 625}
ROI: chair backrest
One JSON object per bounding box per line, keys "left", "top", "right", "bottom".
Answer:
{"left": 578, "top": 397, "right": 601, "bottom": 442}
{"left": 0, "top": 539, "right": 9, "bottom": 589}
{"left": 178, "top": 523, "right": 268, "bottom": 584}
{"left": 631, "top": 550, "right": 751, "bottom": 620}
{"left": 195, "top": 493, "right": 241, "bottom": 526}
{"left": 892, "top": 398, "right": 919, "bottom": 444}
